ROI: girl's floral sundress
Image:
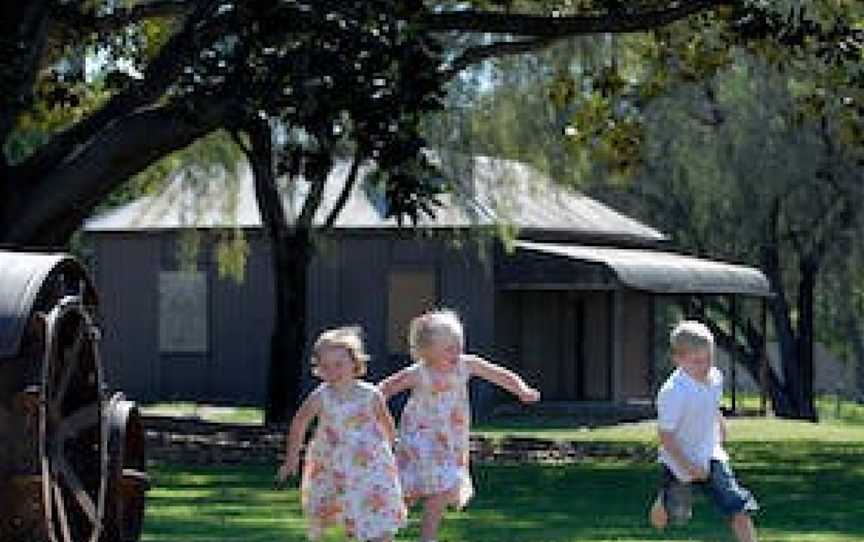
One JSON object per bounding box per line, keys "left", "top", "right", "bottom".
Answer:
{"left": 396, "top": 359, "right": 474, "bottom": 508}
{"left": 301, "top": 381, "right": 406, "bottom": 540}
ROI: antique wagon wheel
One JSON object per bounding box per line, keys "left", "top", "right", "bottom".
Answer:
{"left": 103, "top": 392, "right": 149, "bottom": 542}
{"left": 39, "top": 296, "right": 107, "bottom": 542}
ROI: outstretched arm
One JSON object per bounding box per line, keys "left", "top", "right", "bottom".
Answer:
{"left": 378, "top": 366, "right": 419, "bottom": 400}
{"left": 278, "top": 387, "right": 322, "bottom": 480}
{"left": 373, "top": 389, "right": 398, "bottom": 445}
{"left": 465, "top": 354, "right": 540, "bottom": 403}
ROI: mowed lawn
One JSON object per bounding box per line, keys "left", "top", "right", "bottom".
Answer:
{"left": 141, "top": 417, "right": 864, "bottom": 542}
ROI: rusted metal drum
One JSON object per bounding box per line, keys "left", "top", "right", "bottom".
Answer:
{"left": 0, "top": 250, "right": 146, "bottom": 542}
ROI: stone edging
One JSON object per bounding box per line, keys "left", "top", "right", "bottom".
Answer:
{"left": 143, "top": 416, "right": 656, "bottom": 466}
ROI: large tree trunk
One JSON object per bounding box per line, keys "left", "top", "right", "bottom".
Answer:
{"left": 264, "top": 231, "right": 310, "bottom": 424}
{"left": 243, "top": 121, "right": 309, "bottom": 424}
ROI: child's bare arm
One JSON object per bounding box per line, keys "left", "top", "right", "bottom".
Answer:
{"left": 718, "top": 412, "right": 728, "bottom": 445}
{"left": 465, "top": 355, "right": 540, "bottom": 403}
{"left": 658, "top": 430, "right": 708, "bottom": 481}
{"left": 377, "top": 366, "right": 418, "bottom": 399}
{"left": 373, "top": 389, "right": 398, "bottom": 445}
{"left": 279, "top": 388, "right": 322, "bottom": 479}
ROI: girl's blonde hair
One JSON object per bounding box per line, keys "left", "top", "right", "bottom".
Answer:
{"left": 670, "top": 320, "right": 715, "bottom": 359}
{"left": 311, "top": 325, "right": 370, "bottom": 377}
{"left": 408, "top": 308, "right": 464, "bottom": 361}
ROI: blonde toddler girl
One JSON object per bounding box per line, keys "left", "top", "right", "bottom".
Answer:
{"left": 378, "top": 308, "right": 540, "bottom": 542}
{"left": 278, "top": 326, "right": 406, "bottom": 541}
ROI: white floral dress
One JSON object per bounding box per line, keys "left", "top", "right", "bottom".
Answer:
{"left": 301, "top": 381, "right": 406, "bottom": 541}
{"left": 396, "top": 360, "right": 474, "bottom": 508}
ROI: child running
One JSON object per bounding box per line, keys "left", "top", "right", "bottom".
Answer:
{"left": 277, "top": 326, "right": 406, "bottom": 542}
{"left": 378, "top": 308, "right": 541, "bottom": 542}
{"left": 649, "top": 320, "right": 759, "bottom": 542}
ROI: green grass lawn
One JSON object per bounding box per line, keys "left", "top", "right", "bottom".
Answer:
{"left": 139, "top": 402, "right": 265, "bottom": 424}
{"left": 140, "top": 417, "right": 864, "bottom": 542}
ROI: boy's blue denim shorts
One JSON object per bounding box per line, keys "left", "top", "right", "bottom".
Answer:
{"left": 660, "top": 460, "right": 759, "bottom": 524}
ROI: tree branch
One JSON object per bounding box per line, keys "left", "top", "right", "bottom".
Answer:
{"left": 297, "top": 152, "right": 332, "bottom": 228}
{"left": 325, "top": 148, "right": 363, "bottom": 228}
{"left": 51, "top": 0, "right": 193, "bottom": 34}
{"left": 5, "top": 100, "right": 230, "bottom": 244}
{"left": 243, "top": 118, "right": 294, "bottom": 246}
{"left": 444, "top": 37, "right": 559, "bottom": 79}
{"left": 420, "top": 0, "right": 732, "bottom": 37}
{"left": 0, "top": 2, "right": 50, "bottom": 151}
{"left": 14, "top": 0, "right": 222, "bottom": 184}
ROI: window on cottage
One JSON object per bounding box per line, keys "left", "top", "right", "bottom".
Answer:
{"left": 387, "top": 269, "right": 437, "bottom": 355}
{"left": 158, "top": 271, "right": 208, "bottom": 353}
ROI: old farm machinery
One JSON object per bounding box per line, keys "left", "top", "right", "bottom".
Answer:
{"left": 0, "top": 250, "right": 148, "bottom": 542}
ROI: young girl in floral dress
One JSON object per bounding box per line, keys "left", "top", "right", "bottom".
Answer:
{"left": 278, "top": 326, "right": 406, "bottom": 542}
{"left": 378, "top": 308, "right": 541, "bottom": 542}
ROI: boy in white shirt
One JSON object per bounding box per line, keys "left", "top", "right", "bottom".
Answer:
{"left": 649, "top": 320, "right": 759, "bottom": 542}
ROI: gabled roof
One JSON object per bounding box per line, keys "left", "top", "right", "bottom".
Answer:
{"left": 84, "top": 155, "right": 666, "bottom": 245}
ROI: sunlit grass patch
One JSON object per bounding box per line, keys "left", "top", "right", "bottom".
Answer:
{"left": 141, "top": 417, "right": 864, "bottom": 541}
{"left": 139, "top": 402, "right": 264, "bottom": 424}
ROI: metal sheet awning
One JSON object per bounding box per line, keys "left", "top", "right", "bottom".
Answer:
{"left": 514, "top": 241, "right": 771, "bottom": 297}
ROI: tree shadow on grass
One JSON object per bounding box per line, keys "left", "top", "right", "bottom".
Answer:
{"left": 141, "top": 443, "right": 864, "bottom": 542}
{"left": 443, "top": 453, "right": 864, "bottom": 542}
{"left": 142, "top": 464, "right": 308, "bottom": 542}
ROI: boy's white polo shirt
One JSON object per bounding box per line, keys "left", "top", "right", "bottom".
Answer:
{"left": 656, "top": 366, "right": 728, "bottom": 482}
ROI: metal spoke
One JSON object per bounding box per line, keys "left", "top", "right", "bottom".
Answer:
{"left": 39, "top": 302, "right": 108, "bottom": 542}
{"left": 52, "top": 479, "right": 74, "bottom": 542}
{"left": 55, "top": 455, "right": 99, "bottom": 526}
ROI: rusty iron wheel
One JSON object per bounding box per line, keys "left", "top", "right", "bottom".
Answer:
{"left": 103, "top": 392, "right": 149, "bottom": 542}
{"left": 39, "top": 296, "right": 107, "bottom": 542}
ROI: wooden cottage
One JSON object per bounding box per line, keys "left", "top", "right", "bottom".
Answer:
{"left": 83, "top": 156, "right": 770, "bottom": 415}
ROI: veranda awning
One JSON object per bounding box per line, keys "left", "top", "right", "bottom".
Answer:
{"left": 511, "top": 241, "right": 771, "bottom": 297}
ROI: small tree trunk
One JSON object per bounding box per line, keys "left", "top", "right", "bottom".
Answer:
{"left": 842, "top": 312, "right": 864, "bottom": 402}
{"left": 796, "top": 257, "right": 818, "bottom": 420}
{"left": 699, "top": 302, "right": 792, "bottom": 415}
{"left": 761, "top": 236, "right": 805, "bottom": 418}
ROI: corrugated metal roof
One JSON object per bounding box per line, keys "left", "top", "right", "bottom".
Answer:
{"left": 514, "top": 241, "right": 771, "bottom": 297}
{"left": 84, "top": 155, "right": 666, "bottom": 243}
{"left": 0, "top": 251, "right": 95, "bottom": 358}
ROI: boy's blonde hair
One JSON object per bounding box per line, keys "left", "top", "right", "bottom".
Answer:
{"left": 409, "top": 308, "right": 464, "bottom": 360}
{"left": 311, "top": 325, "right": 370, "bottom": 377}
{"left": 670, "top": 320, "right": 715, "bottom": 359}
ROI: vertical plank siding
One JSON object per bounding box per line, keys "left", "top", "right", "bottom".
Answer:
{"left": 95, "top": 234, "right": 161, "bottom": 400}
{"left": 89, "top": 230, "right": 652, "bottom": 408}
{"left": 208, "top": 234, "right": 274, "bottom": 403}
{"left": 582, "top": 292, "right": 611, "bottom": 400}
{"left": 618, "top": 290, "right": 652, "bottom": 399}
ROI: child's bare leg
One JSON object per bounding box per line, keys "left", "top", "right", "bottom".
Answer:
{"left": 370, "top": 536, "right": 393, "bottom": 542}
{"left": 729, "top": 513, "right": 757, "bottom": 542}
{"left": 420, "top": 491, "right": 450, "bottom": 541}
{"left": 649, "top": 493, "right": 668, "bottom": 529}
